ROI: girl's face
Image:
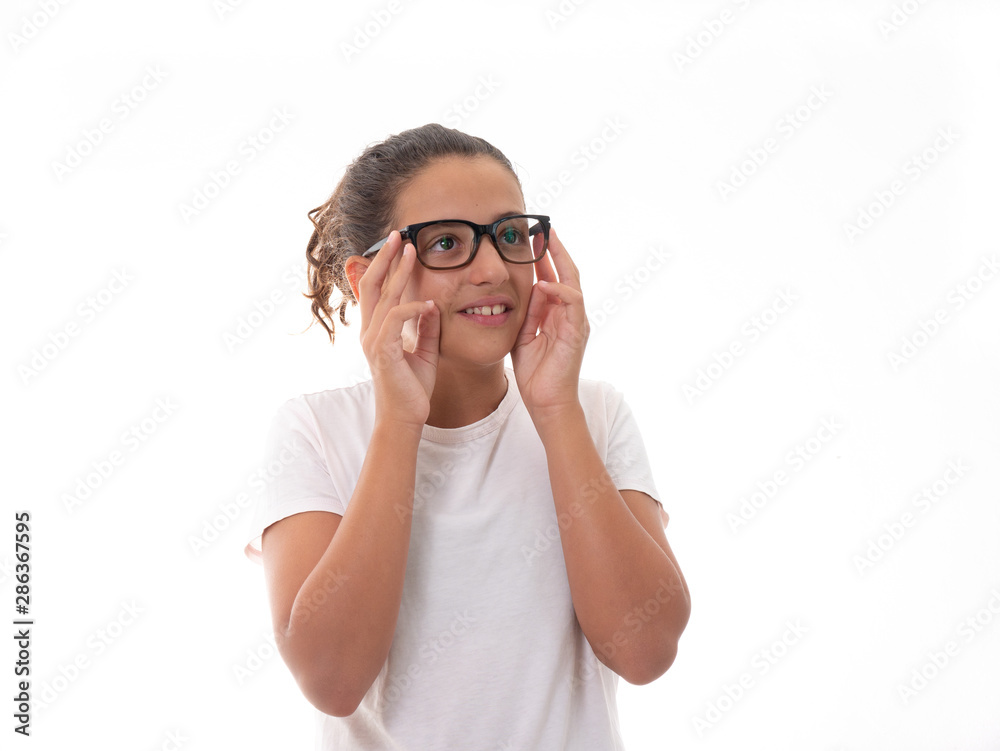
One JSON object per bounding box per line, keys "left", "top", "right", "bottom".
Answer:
{"left": 390, "top": 156, "right": 536, "bottom": 369}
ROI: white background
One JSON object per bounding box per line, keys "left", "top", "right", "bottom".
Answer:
{"left": 2, "top": 0, "right": 999, "bottom": 749}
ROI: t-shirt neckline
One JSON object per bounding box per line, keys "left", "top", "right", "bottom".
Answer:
{"left": 419, "top": 368, "right": 520, "bottom": 444}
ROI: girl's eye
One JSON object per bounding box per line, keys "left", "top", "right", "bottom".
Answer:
{"left": 496, "top": 218, "right": 530, "bottom": 246}
{"left": 424, "top": 234, "right": 461, "bottom": 253}
{"left": 416, "top": 222, "right": 471, "bottom": 256}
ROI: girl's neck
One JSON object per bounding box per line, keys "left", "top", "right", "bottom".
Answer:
{"left": 425, "top": 361, "right": 508, "bottom": 429}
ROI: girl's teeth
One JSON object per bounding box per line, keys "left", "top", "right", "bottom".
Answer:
{"left": 464, "top": 305, "right": 507, "bottom": 315}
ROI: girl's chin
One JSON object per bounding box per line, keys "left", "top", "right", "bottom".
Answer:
{"left": 437, "top": 337, "right": 517, "bottom": 368}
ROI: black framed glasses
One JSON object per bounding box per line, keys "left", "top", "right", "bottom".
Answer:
{"left": 363, "top": 214, "right": 550, "bottom": 270}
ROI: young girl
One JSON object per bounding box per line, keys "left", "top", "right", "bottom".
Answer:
{"left": 244, "top": 123, "right": 690, "bottom": 750}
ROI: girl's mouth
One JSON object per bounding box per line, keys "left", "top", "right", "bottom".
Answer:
{"left": 462, "top": 304, "right": 509, "bottom": 316}
{"left": 459, "top": 305, "right": 512, "bottom": 326}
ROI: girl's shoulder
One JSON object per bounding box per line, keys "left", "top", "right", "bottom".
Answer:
{"left": 294, "top": 377, "right": 375, "bottom": 407}
{"left": 272, "top": 379, "right": 376, "bottom": 429}
{"left": 576, "top": 375, "right": 626, "bottom": 407}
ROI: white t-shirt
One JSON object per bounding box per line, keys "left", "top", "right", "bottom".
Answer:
{"left": 245, "top": 368, "right": 665, "bottom": 750}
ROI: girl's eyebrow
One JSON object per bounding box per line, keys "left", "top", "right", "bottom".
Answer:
{"left": 491, "top": 209, "right": 528, "bottom": 221}
{"left": 417, "top": 210, "right": 527, "bottom": 224}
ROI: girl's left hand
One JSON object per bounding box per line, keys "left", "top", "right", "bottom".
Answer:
{"left": 511, "top": 227, "right": 589, "bottom": 425}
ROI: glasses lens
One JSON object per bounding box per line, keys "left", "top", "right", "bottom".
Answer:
{"left": 414, "top": 222, "right": 476, "bottom": 268}
{"left": 413, "top": 217, "right": 547, "bottom": 268}
{"left": 495, "top": 216, "right": 546, "bottom": 263}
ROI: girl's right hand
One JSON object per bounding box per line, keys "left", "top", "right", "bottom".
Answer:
{"left": 356, "top": 231, "right": 440, "bottom": 431}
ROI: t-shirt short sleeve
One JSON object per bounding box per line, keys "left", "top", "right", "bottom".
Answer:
{"left": 244, "top": 397, "right": 345, "bottom": 564}
{"left": 597, "top": 381, "right": 669, "bottom": 528}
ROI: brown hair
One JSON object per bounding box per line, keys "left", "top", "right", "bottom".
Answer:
{"left": 304, "top": 123, "right": 522, "bottom": 345}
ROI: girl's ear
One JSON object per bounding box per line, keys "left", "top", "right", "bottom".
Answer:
{"left": 343, "top": 255, "right": 371, "bottom": 303}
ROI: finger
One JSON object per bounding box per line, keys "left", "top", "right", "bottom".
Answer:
{"left": 536, "top": 280, "right": 583, "bottom": 305}
{"left": 358, "top": 231, "right": 403, "bottom": 330}
{"left": 534, "top": 247, "right": 559, "bottom": 285}
{"left": 359, "top": 230, "right": 402, "bottom": 294}
{"left": 369, "top": 299, "right": 434, "bottom": 365}
{"left": 514, "top": 283, "right": 548, "bottom": 349}
{"left": 412, "top": 300, "right": 440, "bottom": 360}
{"left": 380, "top": 241, "right": 417, "bottom": 303}
{"left": 544, "top": 228, "right": 581, "bottom": 290}
{"left": 367, "top": 241, "right": 418, "bottom": 340}
{"left": 536, "top": 280, "right": 588, "bottom": 333}
{"left": 531, "top": 228, "right": 546, "bottom": 268}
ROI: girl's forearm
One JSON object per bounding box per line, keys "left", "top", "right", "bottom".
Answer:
{"left": 280, "top": 421, "right": 421, "bottom": 714}
{"left": 535, "top": 404, "right": 690, "bottom": 684}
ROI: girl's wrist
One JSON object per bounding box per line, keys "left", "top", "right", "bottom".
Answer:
{"left": 527, "top": 399, "right": 586, "bottom": 442}
{"left": 371, "top": 415, "right": 425, "bottom": 445}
